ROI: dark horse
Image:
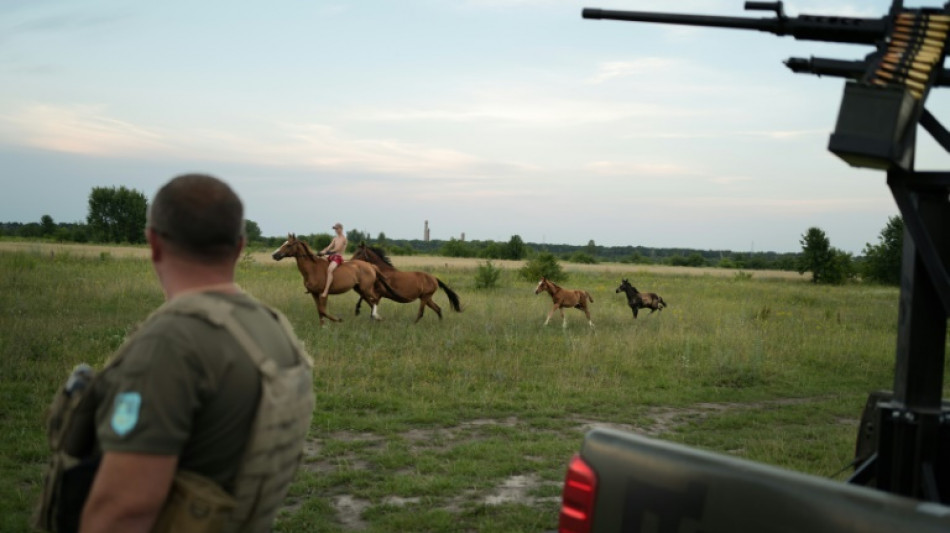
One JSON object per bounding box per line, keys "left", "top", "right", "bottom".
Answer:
{"left": 535, "top": 277, "right": 594, "bottom": 328}
{"left": 616, "top": 278, "right": 667, "bottom": 319}
{"left": 350, "top": 243, "right": 462, "bottom": 322}
{"left": 271, "top": 234, "right": 396, "bottom": 325}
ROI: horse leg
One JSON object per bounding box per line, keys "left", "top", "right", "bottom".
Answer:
{"left": 357, "top": 288, "right": 382, "bottom": 321}
{"left": 314, "top": 292, "right": 341, "bottom": 323}
{"left": 310, "top": 293, "right": 330, "bottom": 326}
{"left": 424, "top": 297, "right": 442, "bottom": 320}
{"left": 584, "top": 304, "right": 594, "bottom": 328}
{"left": 355, "top": 297, "right": 363, "bottom": 316}
{"left": 364, "top": 292, "right": 382, "bottom": 321}
{"left": 544, "top": 305, "right": 557, "bottom": 326}
{"left": 307, "top": 291, "right": 326, "bottom": 327}
{"left": 560, "top": 307, "right": 567, "bottom": 329}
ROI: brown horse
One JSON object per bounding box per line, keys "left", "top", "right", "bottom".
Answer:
{"left": 350, "top": 243, "right": 462, "bottom": 322}
{"left": 615, "top": 278, "right": 666, "bottom": 319}
{"left": 534, "top": 277, "right": 594, "bottom": 328}
{"left": 271, "top": 234, "right": 395, "bottom": 325}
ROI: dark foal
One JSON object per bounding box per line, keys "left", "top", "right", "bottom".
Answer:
{"left": 616, "top": 278, "right": 667, "bottom": 319}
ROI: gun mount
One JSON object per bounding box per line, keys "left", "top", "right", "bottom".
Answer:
{"left": 583, "top": 0, "right": 950, "bottom": 508}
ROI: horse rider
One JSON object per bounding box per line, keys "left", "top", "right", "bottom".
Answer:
{"left": 318, "top": 222, "right": 348, "bottom": 299}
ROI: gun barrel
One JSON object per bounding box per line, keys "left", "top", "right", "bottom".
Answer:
{"left": 582, "top": 8, "right": 780, "bottom": 33}
{"left": 582, "top": 7, "right": 887, "bottom": 45}
{"left": 787, "top": 55, "right": 950, "bottom": 87}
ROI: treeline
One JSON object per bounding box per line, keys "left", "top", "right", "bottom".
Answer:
{"left": 3, "top": 217, "right": 799, "bottom": 271}
{"left": 2, "top": 184, "right": 903, "bottom": 285}
{"left": 253, "top": 230, "right": 799, "bottom": 271}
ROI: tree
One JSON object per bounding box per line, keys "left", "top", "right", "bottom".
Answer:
{"left": 377, "top": 231, "right": 387, "bottom": 245}
{"left": 244, "top": 219, "right": 263, "bottom": 243}
{"left": 585, "top": 239, "right": 598, "bottom": 257}
{"left": 862, "top": 216, "right": 903, "bottom": 285}
{"left": 440, "top": 238, "right": 475, "bottom": 258}
{"left": 798, "top": 227, "right": 850, "bottom": 284}
{"left": 87, "top": 186, "right": 148, "bottom": 243}
{"left": 345, "top": 228, "right": 370, "bottom": 251}
{"left": 40, "top": 215, "right": 56, "bottom": 237}
{"left": 504, "top": 235, "right": 527, "bottom": 260}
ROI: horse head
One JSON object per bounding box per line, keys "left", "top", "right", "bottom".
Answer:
{"left": 272, "top": 233, "right": 315, "bottom": 261}
{"left": 535, "top": 277, "right": 550, "bottom": 295}
{"left": 351, "top": 243, "right": 394, "bottom": 268}
{"left": 616, "top": 278, "right": 631, "bottom": 294}
{"left": 351, "top": 242, "right": 368, "bottom": 261}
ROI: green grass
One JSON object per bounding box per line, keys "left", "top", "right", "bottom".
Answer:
{"left": 1, "top": 247, "right": 944, "bottom": 532}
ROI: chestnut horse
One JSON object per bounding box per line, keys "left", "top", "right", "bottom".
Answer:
{"left": 534, "top": 277, "right": 594, "bottom": 328}
{"left": 615, "top": 278, "right": 667, "bottom": 319}
{"left": 271, "top": 234, "right": 395, "bottom": 325}
{"left": 350, "top": 243, "right": 461, "bottom": 322}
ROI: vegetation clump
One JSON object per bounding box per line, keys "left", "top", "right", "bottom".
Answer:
{"left": 474, "top": 261, "right": 502, "bottom": 289}
{"left": 519, "top": 252, "right": 566, "bottom": 282}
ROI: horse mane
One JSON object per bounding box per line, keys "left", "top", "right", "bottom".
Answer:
{"left": 367, "top": 245, "right": 394, "bottom": 267}
{"left": 297, "top": 239, "right": 317, "bottom": 261}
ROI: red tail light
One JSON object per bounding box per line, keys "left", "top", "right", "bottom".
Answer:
{"left": 559, "top": 454, "right": 597, "bottom": 533}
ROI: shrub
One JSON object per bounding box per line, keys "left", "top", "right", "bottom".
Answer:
{"left": 474, "top": 261, "right": 502, "bottom": 289}
{"left": 568, "top": 252, "right": 597, "bottom": 264}
{"left": 519, "top": 252, "right": 567, "bottom": 282}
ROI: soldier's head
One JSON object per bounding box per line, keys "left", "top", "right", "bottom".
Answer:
{"left": 147, "top": 173, "right": 245, "bottom": 263}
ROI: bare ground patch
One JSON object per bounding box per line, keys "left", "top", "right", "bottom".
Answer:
{"left": 574, "top": 397, "right": 826, "bottom": 437}
{"left": 285, "top": 398, "right": 830, "bottom": 529}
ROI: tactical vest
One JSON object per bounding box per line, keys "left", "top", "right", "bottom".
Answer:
{"left": 35, "top": 292, "right": 315, "bottom": 533}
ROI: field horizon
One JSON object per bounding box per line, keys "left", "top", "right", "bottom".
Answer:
{"left": 0, "top": 240, "right": 809, "bottom": 281}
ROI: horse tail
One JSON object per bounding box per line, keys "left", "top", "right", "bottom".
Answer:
{"left": 437, "top": 278, "right": 462, "bottom": 312}
{"left": 586, "top": 291, "right": 594, "bottom": 303}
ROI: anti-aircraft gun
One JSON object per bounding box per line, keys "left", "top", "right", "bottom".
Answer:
{"left": 558, "top": 2, "right": 950, "bottom": 532}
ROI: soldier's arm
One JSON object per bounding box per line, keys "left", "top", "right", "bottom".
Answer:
{"left": 79, "top": 451, "right": 177, "bottom": 533}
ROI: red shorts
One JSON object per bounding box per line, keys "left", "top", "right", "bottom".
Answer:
{"left": 328, "top": 254, "right": 343, "bottom": 266}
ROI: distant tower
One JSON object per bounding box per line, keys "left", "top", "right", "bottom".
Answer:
{"left": 461, "top": 232, "right": 465, "bottom": 242}
{"left": 424, "top": 220, "right": 430, "bottom": 242}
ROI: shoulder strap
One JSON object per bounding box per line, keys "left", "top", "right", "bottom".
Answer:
{"left": 158, "top": 292, "right": 312, "bottom": 374}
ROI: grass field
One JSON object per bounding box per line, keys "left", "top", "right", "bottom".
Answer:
{"left": 1, "top": 242, "right": 940, "bottom": 532}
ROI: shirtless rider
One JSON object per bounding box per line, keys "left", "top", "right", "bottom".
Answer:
{"left": 318, "top": 223, "right": 348, "bottom": 299}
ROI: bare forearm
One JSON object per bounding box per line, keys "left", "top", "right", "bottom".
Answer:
{"left": 80, "top": 499, "right": 159, "bottom": 533}
{"left": 80, "top": 452, "right": 176, "bottom": 533}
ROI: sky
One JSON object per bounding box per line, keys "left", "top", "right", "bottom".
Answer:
{"left": 3, "top": 0, "right": 949, "bottom": 254}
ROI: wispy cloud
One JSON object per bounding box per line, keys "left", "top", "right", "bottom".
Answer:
{"left": 585, "top": 160, "right": 699, "bottom": 177}
{"left": 586, "top": 58, "right": 680, "bottom": 84}
{"left": 0, "top": 104, "right": 168, "bottom": 156}
{"left": 0, "top": 103, "right": 515, "bottom": 179}
{"left": 623, "top": 129, "right": 827, "bottom": 140}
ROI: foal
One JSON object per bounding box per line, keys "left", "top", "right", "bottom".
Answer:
{"left": 535, "top": 277, "right": 594, "bottom": 328}
{"left": 615, "top": 278, "right": 667, "bottom": 319}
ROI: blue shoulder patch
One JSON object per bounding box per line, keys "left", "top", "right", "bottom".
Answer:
{"left": 111, "top": 391, "right": 142, "bottom": 437}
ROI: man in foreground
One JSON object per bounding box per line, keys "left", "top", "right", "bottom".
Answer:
{"left": 70, "top": 174, "right": 313, "bottom": 532}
